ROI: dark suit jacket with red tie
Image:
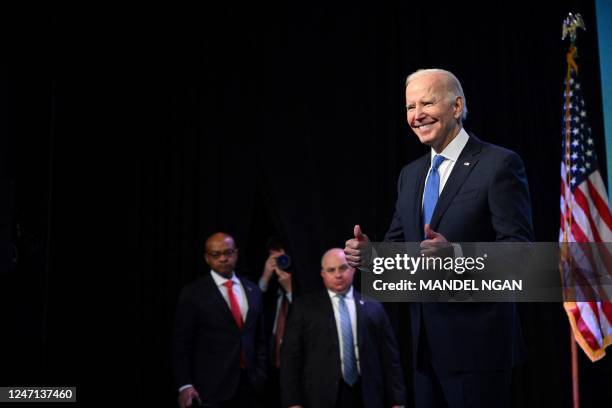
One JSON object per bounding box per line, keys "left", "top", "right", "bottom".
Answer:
{"left": 172, "top": 272, "right": 267, "bottom": 404}
{"left": 280, "top": 289, "right": 406, "bottom": 408}
{"left": 385, "top": 133, "right": 534, "bottom": 374}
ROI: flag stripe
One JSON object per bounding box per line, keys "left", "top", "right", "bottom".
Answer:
{"left": 602, "top": 302, "right": 612, "bottom": 328}
{"left": 560, "top": 58, "right": 612, "bottom": 362}
{"left": 573, "top": 185, "right": 603, "bottom": 242}
{"left": 587, "top": 178, "right": 612, "bottom": 233}
{"left": 570, "top": 303, "right": 601, "bottom": 350}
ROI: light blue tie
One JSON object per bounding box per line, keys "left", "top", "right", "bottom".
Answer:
{"left": 338, "top": 294, "right": 358, "bottom": 385}
{"left": 423, "top": 154, "right": 446, "bottom": 226}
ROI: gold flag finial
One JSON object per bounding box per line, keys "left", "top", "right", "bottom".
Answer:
{"left": 562, "top": 12, "right": 586, "bottom": 44}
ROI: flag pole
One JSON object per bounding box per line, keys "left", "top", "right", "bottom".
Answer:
{"left": 571, "top": 330, "right": 580, "bottom": 408}
{"left": 562, "top": 12, "right": 586, "bottom": 408}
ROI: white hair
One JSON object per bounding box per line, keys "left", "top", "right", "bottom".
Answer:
{"left": 405, "top": 68, "right": 468, "bottom": 121}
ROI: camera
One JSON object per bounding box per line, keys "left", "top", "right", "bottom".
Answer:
{"left": 276, "top": 254, "right": 291, "bottom": 270}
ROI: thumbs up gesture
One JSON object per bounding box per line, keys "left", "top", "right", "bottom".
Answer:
{"left": 420, "top": 224, "right": 452, "bottom": 257}
{"left": 344, "top": 225, "right": 370, "bottom": 268}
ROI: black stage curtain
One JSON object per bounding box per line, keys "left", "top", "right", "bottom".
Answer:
{"left": 3, "top": 0, "right": 612, "bottom": 406}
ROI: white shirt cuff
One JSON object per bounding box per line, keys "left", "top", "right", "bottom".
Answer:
{"left": 178, "top": 384, "right": 193, "bottom": 392}
{"left": 452, "top": 243, "right": 463, "bottom": 258}
{"left": 258, "top": 277, "right": 268, "bottom": 292}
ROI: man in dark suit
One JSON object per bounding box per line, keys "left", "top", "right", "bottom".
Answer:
{"left": 258, "top": 237, "right": 293, "bottom": 407}
{"left": 345, "top": 69, "right": 534, "bottom": 408}
{"left": 173, "top": 232, "right": 267, "bottom": 408}
{"left": 280, "top": 248, "right": 406, "bottom": 408}
{"left": 258, "top": 237, "right": 293, "bottom": 370}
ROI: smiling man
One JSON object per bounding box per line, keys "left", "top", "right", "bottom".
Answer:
{"left": 405, "top": 69, "right": 466, "bottom": 153}
{"left": 344, "top": 69, "right": 534, "bottom": 407}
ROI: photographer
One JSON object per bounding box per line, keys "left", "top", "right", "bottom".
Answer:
{"left": 258, "top": 237, "right": 293, "bottom": 407}
{"left": 259, "top": 239, "right": 293, "bottom": 304}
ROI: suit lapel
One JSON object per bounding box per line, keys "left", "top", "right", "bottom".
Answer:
{"left": 413, "top": 156, "right": 431, "bottom": 240}
{"left": 240, "top": 277, "right": 257, "bottom": 330}
{"left": 322, "top": 292, "right": 339, "bottom": 348}
{"left": 204, "top": 273, "right": 239, "bottom": 330}
{"left": 320, "top": 291, "right": 344, "bottom": 379}
{"left": 354, "top": 290, "right": 365, "bottom": 352}
{"left": 429, "top": 136, "right": 483, "bottom": 230}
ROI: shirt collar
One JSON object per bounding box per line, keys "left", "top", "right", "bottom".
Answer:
{"left": 327, "top": 285, "right": 354, "bottom": 300}
{"left": 431, "top": 127, "right": 469, "bottom": 163}
{"left": 210, "top": 270, "right": 240, "bottom": 287}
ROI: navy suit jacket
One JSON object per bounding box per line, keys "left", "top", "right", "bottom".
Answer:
{"left": 280, "top": 289, "right": 406, "bottom": 408}
{"left": 385, "top": 133, "right": 534, "bottom": 373}
{"left": 172, "top": 273, "right": 267, "bottom": 403}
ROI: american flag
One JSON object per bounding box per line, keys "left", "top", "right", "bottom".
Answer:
{"left": 560, "top": 45, "right": 612, "bottom": 361}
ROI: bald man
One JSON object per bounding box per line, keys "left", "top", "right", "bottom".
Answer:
{"left": 172, "top": 233, "right": 267, "bottom": 408}
{"left": 280, "top": 249, "right": 405, "bottom": 408}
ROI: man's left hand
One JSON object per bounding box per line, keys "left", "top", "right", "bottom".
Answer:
{"left": 420, "top": 224, "right": 453, "bottom": 258}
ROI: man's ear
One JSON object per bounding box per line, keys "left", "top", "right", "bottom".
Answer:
{"left": 453, "top": 96, "right": 464, "bottom": 119}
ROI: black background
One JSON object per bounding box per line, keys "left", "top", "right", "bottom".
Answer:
{"left": 2, "top": 1, "right": 612, "bottom": 406}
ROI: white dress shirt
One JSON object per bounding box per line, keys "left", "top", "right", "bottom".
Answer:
{"left": 259, "top": 278, "right": 293, "bottom": 334}
{"left": 422, "top": 127, "right": 470, "bottom": 203}
{"left": 327, "top": 286, "right": 361, "bottom": 375}
{"left": 178, "top": 271, "right": 249, "bottom": 393}
{"left": 422, "top": 128, "right": 469, "bottom": 258}
{"left": 210, "top": 270, "right": 249, "bottom": 321}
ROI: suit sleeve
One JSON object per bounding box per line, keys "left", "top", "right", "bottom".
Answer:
{"left": 377, "top": 305, "right": 406, "bottom": 406}
{"left": 489, "top": 152, "right": 534, "bottom": 242}
{"left": 385, "top": 167, "right": 406, "bottom": 242}
{"left": 280, "top": 298, "right": 305, "bottom": 407}
{"left": 172, "top": 287, "right": 196, "bottom": 389}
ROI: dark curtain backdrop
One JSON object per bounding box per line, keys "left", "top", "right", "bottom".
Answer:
{"left": 3, "top": 0, "right": 612, "bottom": 406}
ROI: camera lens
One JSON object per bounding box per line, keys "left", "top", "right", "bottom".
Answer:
{"left": 276, "top": 254, "right": 291, "bottom": 270}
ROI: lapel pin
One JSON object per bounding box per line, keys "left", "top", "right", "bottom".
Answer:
{"left": 359, "top": 300, "right": 364, "bottom": 305}
{"left": 464, "top": 162, "right": 470, "bottom": 166}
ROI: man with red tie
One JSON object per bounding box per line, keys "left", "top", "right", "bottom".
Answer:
{"left": 173, "top": 232, "right": 267, "bottom": 408}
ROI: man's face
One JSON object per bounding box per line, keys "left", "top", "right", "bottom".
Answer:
{"left": 405, "top": 73, "right": 463, "bottom": 152}
{"left": 205, "top": 236, "right": 238, "bottom": 277}
{"left": 320, "top": 249, "right": 355, "bottom": 294}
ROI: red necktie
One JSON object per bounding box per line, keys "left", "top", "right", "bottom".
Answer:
{"left": 223, "top": 280, "right": 243, "bottom": 329}
{"left": 275, "top": 295, "right": 289, "bottom": 369}
{"left": 223, "top": 280, "right": 246, "bottom": 369}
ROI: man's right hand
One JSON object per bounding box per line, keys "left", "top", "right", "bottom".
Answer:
{"left": 344, "top": 225, "right": 369, "bottom": 268}
{"left": 178, "top": 386, "right": 200, "bottom": 408}
{"left": 261, "top": 253, "right": 278, "bottom": 284}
